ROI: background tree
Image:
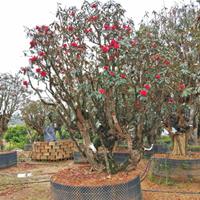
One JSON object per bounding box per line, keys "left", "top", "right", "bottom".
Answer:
{"left": 0, "top": 73, "right": 28, "bottom": 149}
{"left": 4, "top": 125, "right": 29, "bottom": 149}
{"left": 146, "top": 1, "right": 200, "bottom": 153}
{"left": 21, "top": 100, "right": 63, "bottom": 141}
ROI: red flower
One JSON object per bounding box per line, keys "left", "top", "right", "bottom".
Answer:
{"left": 168, "top": 98, "right": 175, "bottom": 104}
{"left": 88, "top": 16, "right": 98, "bottom": 21}
{"left": 99, "top": 88, "right": 106, "bottom": 94}
{"left": 35, "top": 68, "right": 41, "bottom": 73}
{"left": 67, "top": 25, "right": 74, "bottom": 31}
{"left": 22, "top": 80, "right": 28, "bottom": 87}
{"left": 163, "top": 59, "right": 170, "bottom": 65}
{"left": 111, "top": 25, "right": 117, "bottom": 30}
{"left": 92, "top": 16, "right": 98, "bottom": 21}
{"left": 29, "top": 56, "right": 38, "bottom": 63}
{"left": 155, "top": 74, "right": 161, "bottom": 79}
{"left": 110, "top": 39, "right": 120, "bottom": 49}
{"left": 123, "top": 25, "right": 130, "bottom": 30}
{"left": 113, "top": 42, "right": 120, "bottom": 49}
{"left": 62, "top": 43, "right": 67, "bottom": 48}
{"left": 38, "top": 51, "right": 45, "bottom": 57}
{"left": 109, "top": 71, "right": 115, "bottom": 76}
{"left": 84, "top": 28, "right": 92, "bottom": 33}
{"left": 42, "top": 25, "right": 49, "bottom": 33}
{"left": 40, "top": 71, "right": 47, "bottom": 77}
{"left": 35, "top": 26, "right": 41, "bottom": 31}
{"left": 91, "top": 3, "right": 97, "bottom": 8}
{"left": 120, "top": 74, "right": 126, "bottom": 79}
{"left": 179, "top": 83, "right": 186, "bottom": 90}
{"left": 144, "top": 84, "right": 151, "bottom": 90}
{"left": 104, "top": 24, "right": 111, "bottom": 30}
{"left": 30, "top": 40, "right": 37, "bottom": 48}
{"left": 103, "top": 66, "right": 109, "bottom": 70}
{"left": 70, "top": 11, "right": 75, "bottom": 17}
{"left": 70, "top": 42, "right": 78, "bottom": 47}
{"left": 101, "top": 45, "right": 110, "bottom": 53}
{"left": 131, "top": 39, "right": 138, "bottom": 47}
{"left": 139, "top": 90, "right": 148, "bottom": 96}
{"left": 123, "top": 25, "right": 131, "bottom": 33}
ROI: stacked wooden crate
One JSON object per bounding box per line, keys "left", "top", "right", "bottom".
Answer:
{"left": 31, "top": 140, "right": 76, "bottom": 161}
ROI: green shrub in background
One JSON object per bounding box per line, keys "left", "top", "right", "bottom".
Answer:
{"left": 157, "top": 136, "right": 171, "bottom": 145}
{"left": 4, "top": 125, "right": 29, "bottom": 150}
{"left": 56, "top": 126, "right": 81, "bottom": 140}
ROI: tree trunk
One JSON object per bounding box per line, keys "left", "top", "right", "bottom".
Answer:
{"left": 125, "top": 134, "right": 141, "bottom": 171}
{"left": 171, "top": 133, "right": 187, "bottom": 156}
{"left": 76, "top": 109, "right": 104, "bottom": 172}
{"left": 0, "top": 139, "right": 3, "bottom": 150}
{"left": 188, "top": 105, "right": 198, "bottom": 145}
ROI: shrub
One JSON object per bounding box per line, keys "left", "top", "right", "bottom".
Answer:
{"left": 4, "top": 125, "right": 29, "bottom": 149}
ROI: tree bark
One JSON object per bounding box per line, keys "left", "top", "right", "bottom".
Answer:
{"left": 125, "top": 133, "right": 141, "bottom": 170}
{"left": 76, "top": 108, "right": 104, "bottom": 172}
{"left": 188, "top": 105, "right": 198, "bottom": 145}
{"left": 171, "top": 133, "right": 187, "bottom": 156}
{"left": 0, "top": 139, "right": 3, "bottom": 150}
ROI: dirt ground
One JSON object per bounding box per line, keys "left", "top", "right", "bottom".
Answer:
{"left": 0, "top": 156, "right": 199, "bottom": 200}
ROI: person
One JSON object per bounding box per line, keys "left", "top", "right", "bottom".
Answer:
{"left": 44, "top": 124, "right": 57, "bottom": 141}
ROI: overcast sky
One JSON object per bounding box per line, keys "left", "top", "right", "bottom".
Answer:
{"left": 0, "top": 0, "right": 192, "bottom": 74}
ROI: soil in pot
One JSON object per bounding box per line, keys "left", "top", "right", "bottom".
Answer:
{"left": 51, "top": 163, "right": 140, "bottom": 187}
{"left": 153, "top": 152, "right": 200, "bottom": 160}
{"left": 51, "top": 163, "right": 142, "bottom": 200}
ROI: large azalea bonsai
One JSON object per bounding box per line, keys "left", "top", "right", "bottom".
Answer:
{"left": 22, "top": 0, "right": 199, "bottom": 173}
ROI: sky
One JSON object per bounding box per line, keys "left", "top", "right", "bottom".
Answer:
{"left": 0, "top": 0, "right": 192, "bottom": 75}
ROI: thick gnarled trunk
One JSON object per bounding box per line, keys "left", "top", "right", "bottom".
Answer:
{"left": 171, "top": 133, "right": 187, "bottom": 156}
{"left": 76, "top": 108, "right": 104, "bottom": 172}
{"left": 188, "top": 104, "right": 199, "bottom": 145}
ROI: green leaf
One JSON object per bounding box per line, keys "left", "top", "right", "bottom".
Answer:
{"left": 181, "top": 87, "right": 193, "bottom": 97}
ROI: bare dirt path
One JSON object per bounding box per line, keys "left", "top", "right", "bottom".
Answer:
{"left": 0, "top": 159, "right": 199, "bottom": 200}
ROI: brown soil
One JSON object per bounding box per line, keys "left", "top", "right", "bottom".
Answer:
{"left": 51, "top": 163, "right": 140, "bottom": 187}
{"left": 154, "top": 152, "right": 200, "bottom": 160}
{"left": 0, "top": 162, "right": 47, "bottom": 174}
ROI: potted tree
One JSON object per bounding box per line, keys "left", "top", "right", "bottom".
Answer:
{"left": 22, "top": 0, "right": 199, "bottom": 199}
{"left": 0, "top": 73, "right": 28, "bottom": 168}
{"left": 148, "top": 2, "right": 200, "bottom": 182}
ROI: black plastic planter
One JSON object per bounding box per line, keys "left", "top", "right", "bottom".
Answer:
{"left": 51, "top": 175, "right": 142, "bottom": 200}
{"left": 0, "top": 151, "right": 17, "bottom": 169}
{"left": 151, "top": 156, "right": 200, "bottom": 182}
{"left": 188, "top": 146, "right": 200, "bottom": 152}
{"left": 144, "top": 144, "right": 169, "bottom": 158}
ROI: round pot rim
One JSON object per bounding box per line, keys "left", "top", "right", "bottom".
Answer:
{"left": 51, "top": 174, "right": 140, "bottom": 189}
{"left": 0, "top": 150, "right": 17, "bottom": 155}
